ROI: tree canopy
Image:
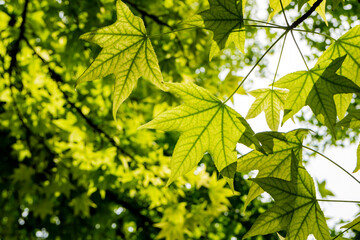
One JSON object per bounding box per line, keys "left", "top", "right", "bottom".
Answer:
{"left": 1, "top": 0, "right": 360, "bottom": 239}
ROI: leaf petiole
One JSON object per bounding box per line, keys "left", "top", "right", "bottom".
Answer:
{"left": 224, "top": 29, "right": 289, "bottom": 103}
{"left": 317, "top": 199, "right": 360, "bottom": 204}
{"left": 333, "top": 221, "right": 360, "bottom": 239}
{"left": 303, "top": 145, "right": 360, "bottom": 185}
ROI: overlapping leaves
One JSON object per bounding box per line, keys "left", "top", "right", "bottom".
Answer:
{"left": 141, "top": 82, "right": 258, "bottom": 185}
{"left": 77, "top": 0, "right": 167, "bottom": 118}
{"left": 317, "top": 25, "right": 360, "bottom": 119}
{"left": 274, "top": 56, "right": 360, "bottom": 136}
{"left": 246, "top": 88, "right": 288, "bottom": 131}
{"left": 244, "top": 152, "right": 330, "bottom": 240}
{"left": 237, "top": 129, "right": 308, "bottom": 208}
{"left": 184, "top": 0, "right": 246, "bottom": 60}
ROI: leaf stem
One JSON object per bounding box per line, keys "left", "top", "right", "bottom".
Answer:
{"left": 224, "top": 30, "right": 289, "bottom": 103}
{"left": 279, "top": 0, "right": 290, "bottom": 27}
{"left": 302, "top": 145, "right": 360, "bottom": 185}
{"left": 243, "top": 18, "right": 285, "bottom": 28}
{"left": 290, "top": 30, "right": 309, "bottom": 70}
{"left": 149, "top": 26, "right": 201, "bottom": 38}
{"left": 271, "top": 32, "right": 288, "bottom": 89}
{"left": 244, "top": 24, "right": 287, "bottom": 29}
{"left": 317, "top": 199, "right": 360, "bottom": 204}
{"left": 333, "top": 221, "right": 360, "bottom": 240}
{"left": 292, "top": 28, "right": 337, "bottom": 41}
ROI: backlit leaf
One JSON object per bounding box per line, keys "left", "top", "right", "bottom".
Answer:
{"left": 268, "top": 0, "right": 327, "bottom": 25}
{"left": 141, "top": 82, "right": 256, "bottom": 185}
{"left": 237, "top": 129, "right": 308, "bottom": 208}
{"left": 184, "top": 0, "right": 245, "bottom": 60}
{"left": 337, "top": 109, "right": 360, "bottom": 128}
{"left": 243, "top": 153, "right": 330, "bottom": 240}
{"left": 274, "top": 56, "right": 360, "bottom": 136}
{"left": 306, "top": 56, "right": 360, "bottom": 136}
{"left": 341, "top": 215, "right": 360, "bottom": 232}
{"left": 246, "top": 88, "right": 288, "bottom": 131}
{"left": 317, "top": 25, "right": 360, "bottom": 119}
{"left": 77, "top": 0, "right": 168, "bottom": 119}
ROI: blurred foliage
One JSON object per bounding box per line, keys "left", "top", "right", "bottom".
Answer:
{"left": 0, "top": 0, "right": 359, "bottom": 239}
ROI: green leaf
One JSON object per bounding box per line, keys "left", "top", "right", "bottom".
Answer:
{"left": 237, "top": 129, "right": 308, "bottom": 208}
{"left": 317, "top": 25, "right": 360, "bottom": 119}
{"left": 268, "top": 0, "right": 328, "bottom": 25}
{"left": 317, "top": 180, "right": 335, "bottom": 198}
{"left": 184, "top": 0, "right": 245, "bottom": 60}
{"left": 141, "top": 82, "right": 255, "bottom": 185}
{"left": 219, "top": 72, "right": 246, "bottom": 103}
{"left": 341, "top": 215, "right": 360, "bottom": 232}
{"left": 274, "top": 56, "right": 360, "bottom": 136}
{"left": 337, "top": 109, "right": 360, "bottom": 128}
{"left": 243, "top": 153, "right": 330, "bottom": 240}
{"left": 77, "top": 0, "right": 168, "bottom": 119}
{"left": 246, "top": 88, "right": 288, "bottom": 131}
{"left": 69, "top": 193, "right": 97, "bottom": 217}
{"left": 306, "top": 56, "right": 360, "bottom": 136}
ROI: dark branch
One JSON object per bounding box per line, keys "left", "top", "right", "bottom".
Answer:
{"left": 122, "top": 0, "right": 172, "bottom": 29}
{"left": 290, "top": 0, "right": 323, "bottom": 29}
{"left": 6, "top": 0, "right": 56, "bottom": 158}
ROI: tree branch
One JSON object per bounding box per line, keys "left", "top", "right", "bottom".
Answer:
{"left": 290, "top": 0, "right": 323, "bottom": 29}
{"left": 23, "top": 37, "right": 134, "bottom": 160}
{"left": 6, "top": 0, "right": 56, "bottom": 158}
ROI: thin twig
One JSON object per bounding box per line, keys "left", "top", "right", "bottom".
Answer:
{"left": 290, "top": 30, "right": 309, "bottom": 70}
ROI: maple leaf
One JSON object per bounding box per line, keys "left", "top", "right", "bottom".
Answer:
{"left": 184, "top": 0, "right": 245, "bottom": 60}
{"left": 69, "top": 193, "right": 97, "bottom": 217}
{"left": 317, "top": 25, "right": 360, "bottom": 119}
{"left": 246, "top": 88, "right": 288, "bottom": 131}
{"left": 32, "top": 199, "right": 54, "bottom": 219}
{"left": 243, "top": 152, "right": 330, "bottom": 240}
{"left": 268, "top": 0, "right": 327, "bottom": 25}
{"left": 274, "top": 56, "right": 360, "bottom": 136}
{"left": 140, "top": 82, "right": 257, "bottom": 185}
{"left": 77, "top": 0, "right": 168, "bottom": 119}
{"left": 237, "top": 129, "right": 308, "bottom": 208}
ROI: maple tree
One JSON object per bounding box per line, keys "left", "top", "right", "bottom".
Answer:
{"left": 1, "top": 0, "right": 360, "bottom": 239}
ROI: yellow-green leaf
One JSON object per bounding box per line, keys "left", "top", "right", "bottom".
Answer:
{"left": 244, "top": 153, "right": 330, "bottom": 240}
{"left": 141, "top": 82, "right": 255, "bottom": 185}
{"left": 77, "top": 0, "right": 167, "bottom": 119}
{"left": 268, "top": 0, "right": 327, "bottom": 25}
{"left": 274, "top": 56, "right": 360, "bottom": 136}
{"left": 317, "top": 25, "right": 360, "bottom": 119}
{"left": 337, "top": 109, "right": 360, "bottom": 128}
{"left": 184, "top": 0, "right": 246, "bottom": 60}
{"left": 246, "top": 88, "right": 288, "bottom": 131}
{"left": 237, "top": 129, "right": 308, "bottom": 208}
{"left": 341, "top": 215, "right": 360, "bottom": 232}
{"left": 305, "top": 56, "right": 360, "bottom": 136}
